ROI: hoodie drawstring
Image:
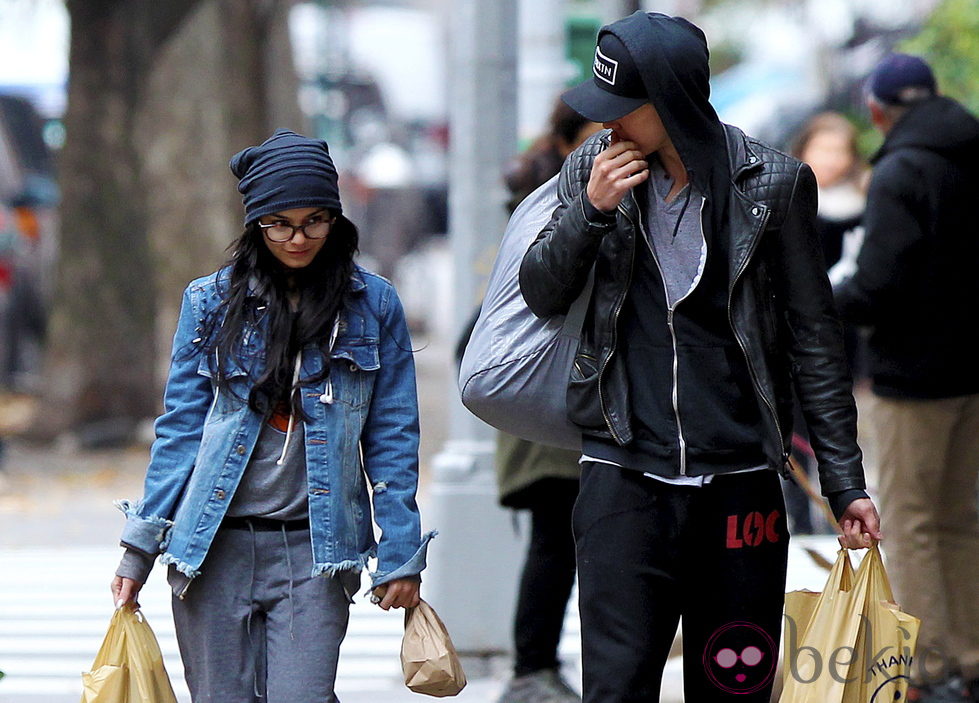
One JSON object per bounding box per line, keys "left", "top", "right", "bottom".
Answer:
{"left": 282, "top": 523, "right": 296, "bottom": 640}
{"left": 239, "top": 520, "right": 295, "bottom": 696}
{"left": 245, "top": 520, "right": 262, "bottom": 698}
{"left": 671, "top": 181, "right": 694, "bottom": 240}
{"left": 319, "top": 315, "right": 342, "bottom": 405}
{"left": 276, "top": 355, "right": 303, "bottom": 466}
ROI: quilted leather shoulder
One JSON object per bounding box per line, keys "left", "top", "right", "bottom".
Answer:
{"left": 736, "top": 135, "right": 804, "bottom": 230}
{"left": 560, "top": 130, "right": 608, "bottom": 194}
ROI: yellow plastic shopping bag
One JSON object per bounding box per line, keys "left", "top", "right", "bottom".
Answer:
{"left": 401, "top": 599, "right": 467, "bottom": 697}
{"left": 81, "top": 605, "right": 177, "bottom": 703}
{"left": 780, "top": 545, "right": 920, "bottom": 703}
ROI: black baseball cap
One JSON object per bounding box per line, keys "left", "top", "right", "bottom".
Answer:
{"left": 562, "top": 32, "right": 648, "bottom": 123}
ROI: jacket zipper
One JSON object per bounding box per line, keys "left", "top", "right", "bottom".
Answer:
{"left": 727, "top": 207, "right": 787, "bottom": 464}
{"left": 579, "top": 133, "right": 631, "bottom": 444}
{"left": 573, "top": 353, "right": 597, "bottom": 377}
{"left": 596, "top": 200, "right": 635, "bottom": 446}
{"left": 633, "top": 191, "right": 707, "bottom": 476}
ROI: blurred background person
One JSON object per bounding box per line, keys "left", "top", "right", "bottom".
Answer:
{"left": 504, "top": 100, "right": 602, "bottom": 212}
{"left": 793, "top": 112, "right": 868, "bottom": 282}
{"left": 784, "top": 111, "right": 869, "bottom": 534}
{"left": 0, "top": 203, "right": 22, "bottom": 390}
{"left": 3, "top": 185, "right": 50, "bottom": 394}
{"left": 834, "top": 54, "right": 979, "bottom": 703}
{"left": 0, "top": 203, "right": 18, "bottom": 479}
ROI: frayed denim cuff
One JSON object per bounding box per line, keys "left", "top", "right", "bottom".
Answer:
{"left": 116, "top": 499, "right": 172, "bottom": 555}
{"left": 370, "top": 529, "right": 436, "bottom": 589}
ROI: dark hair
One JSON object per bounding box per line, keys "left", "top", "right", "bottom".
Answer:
{"left": 504, "top": 98, "right": 597, "bottom": 212}
{"left": 198, "top": 212, "right": 359, "bottom": 418}
{"left": 548, "top": 100, "right": 593, "bottom": 149}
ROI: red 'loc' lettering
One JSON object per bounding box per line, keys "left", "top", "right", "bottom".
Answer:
{"left": 726, "top": 514, "right": 743, "bottom": 549}
{"left": 744, "top": 511, "right": 765, "bottom": 546}
{"left": 726, "top": 510, "right": 782, "bottom": 549}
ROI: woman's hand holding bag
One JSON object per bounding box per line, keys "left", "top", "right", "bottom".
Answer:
{"left": 81, "top": 604, "right": 177, "bottom": 703}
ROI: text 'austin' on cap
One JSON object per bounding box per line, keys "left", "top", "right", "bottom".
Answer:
{"left": 230, "top": 129, "right": 343, "bottom": 225}
{"left": 868, "top": 53, "right": 936, "bottom": 106}
{"left": 562, "top": 32, "right": 648, "bottom": 123}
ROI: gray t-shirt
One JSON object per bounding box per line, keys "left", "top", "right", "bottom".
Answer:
{"left": 226, "top": 420, "right": 308, "bottom": 520}
{"left": 643, "top": 157, "right": 706, "bottom": 308}
{"left": 117, "top": 418, "right": 309, "bottom": 584}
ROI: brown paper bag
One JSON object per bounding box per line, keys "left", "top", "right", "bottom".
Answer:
{"left": 401, "top": 599, "right": 467, "bottom": 697}
{"left": 81, "top": 605, "right": 177, "bottom": 703}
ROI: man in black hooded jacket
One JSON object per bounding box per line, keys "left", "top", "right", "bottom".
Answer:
{"left": 519, "top": 12, "right": 881, "bottom": 702}
{"left": 834, "top": 54, "right": 979, "bottom": 701}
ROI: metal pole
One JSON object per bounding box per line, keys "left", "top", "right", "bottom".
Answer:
{"left": 426, "top": 0, "right": 522, "bottom": 660}
{"left": 518, "top": 0, "right": 573, "bottom": 142}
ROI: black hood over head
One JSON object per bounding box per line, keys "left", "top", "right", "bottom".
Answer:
{"left": 602, "top": 12, "right": 729, "bottom": 197}
{"left": 873, "top": 95, "right": 979, "bottom": 167}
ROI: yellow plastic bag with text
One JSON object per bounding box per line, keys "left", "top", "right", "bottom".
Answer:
{"left": 401, "top": 599, "right": 467, "bottom": 697}
{"left": 780, "top": 545, "right": 920, "bottom": 703}
{"left": 81, "top": 605, "right": 177, "bottom": 703}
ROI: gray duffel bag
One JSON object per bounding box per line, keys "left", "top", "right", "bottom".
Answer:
{"left": 458, "top": 175, "right": 592, "bottom": 451}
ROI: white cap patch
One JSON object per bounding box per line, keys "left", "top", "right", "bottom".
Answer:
{"left": 593, "top": 46, "right": 618, "bottom": 86}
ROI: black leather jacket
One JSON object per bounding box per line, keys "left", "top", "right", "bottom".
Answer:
{"left": 519, "top": 126, "right": 864, "bottom": 495}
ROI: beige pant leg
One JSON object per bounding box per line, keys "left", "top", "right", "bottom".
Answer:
{"left": 873, "top": 395, "right": 956, "bottom": 681}
{"left": 936, "top": 394, "right": 979, "bottom": 680}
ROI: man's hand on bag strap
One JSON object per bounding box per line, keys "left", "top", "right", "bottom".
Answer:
{"left": 837, "top": 497, "right": 883, "bottom": 549}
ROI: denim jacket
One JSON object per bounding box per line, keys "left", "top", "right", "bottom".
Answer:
{"left": 118, "top": 265, "right": 433, "bottom": 595}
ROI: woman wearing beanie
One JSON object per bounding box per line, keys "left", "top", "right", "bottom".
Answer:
{"left": 110, "top": 130, "right": 433, "bottom": 701}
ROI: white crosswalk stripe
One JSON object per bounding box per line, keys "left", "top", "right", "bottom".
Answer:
{"left": 0, "top": 547, "right": 582, "bottom": 701}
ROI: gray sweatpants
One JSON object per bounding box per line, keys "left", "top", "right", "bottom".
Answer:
{"left": 170, "top": 525, "right": 352, "bottom": 702}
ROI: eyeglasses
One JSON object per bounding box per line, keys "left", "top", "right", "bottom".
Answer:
{"left": 258, "top": 213, "right": 334, "bottom": 242}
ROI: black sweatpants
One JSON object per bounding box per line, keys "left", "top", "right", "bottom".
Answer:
{"left": 512, "top": 478, "right": 579, "bottom": 676}
{"left": 574, "top": 463, "right": 789, "bottom": 703}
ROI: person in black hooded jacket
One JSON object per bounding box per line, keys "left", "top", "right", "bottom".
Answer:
{"left": 519, "top": 12, "right": 880, "bottom": 702}
{"left": 834, "top": 54, "right": 979, "bottom": 701}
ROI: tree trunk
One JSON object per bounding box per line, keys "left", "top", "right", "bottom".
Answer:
{"left": 140, "top": 0, "right": 305, "bottom": 380}
{"left": 39, "top": 0, "right": 301, "bottom": 440}
{"left": 48, "top": 2, "right": 161, "bottom": 431}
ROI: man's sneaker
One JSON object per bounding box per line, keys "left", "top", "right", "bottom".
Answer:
{"left": 497, "top": 668, "right": 581, "bottom": 703}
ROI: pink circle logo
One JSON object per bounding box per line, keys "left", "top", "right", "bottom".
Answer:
{"left": 702, "top": 621, "right": 776, "bottom": 694}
